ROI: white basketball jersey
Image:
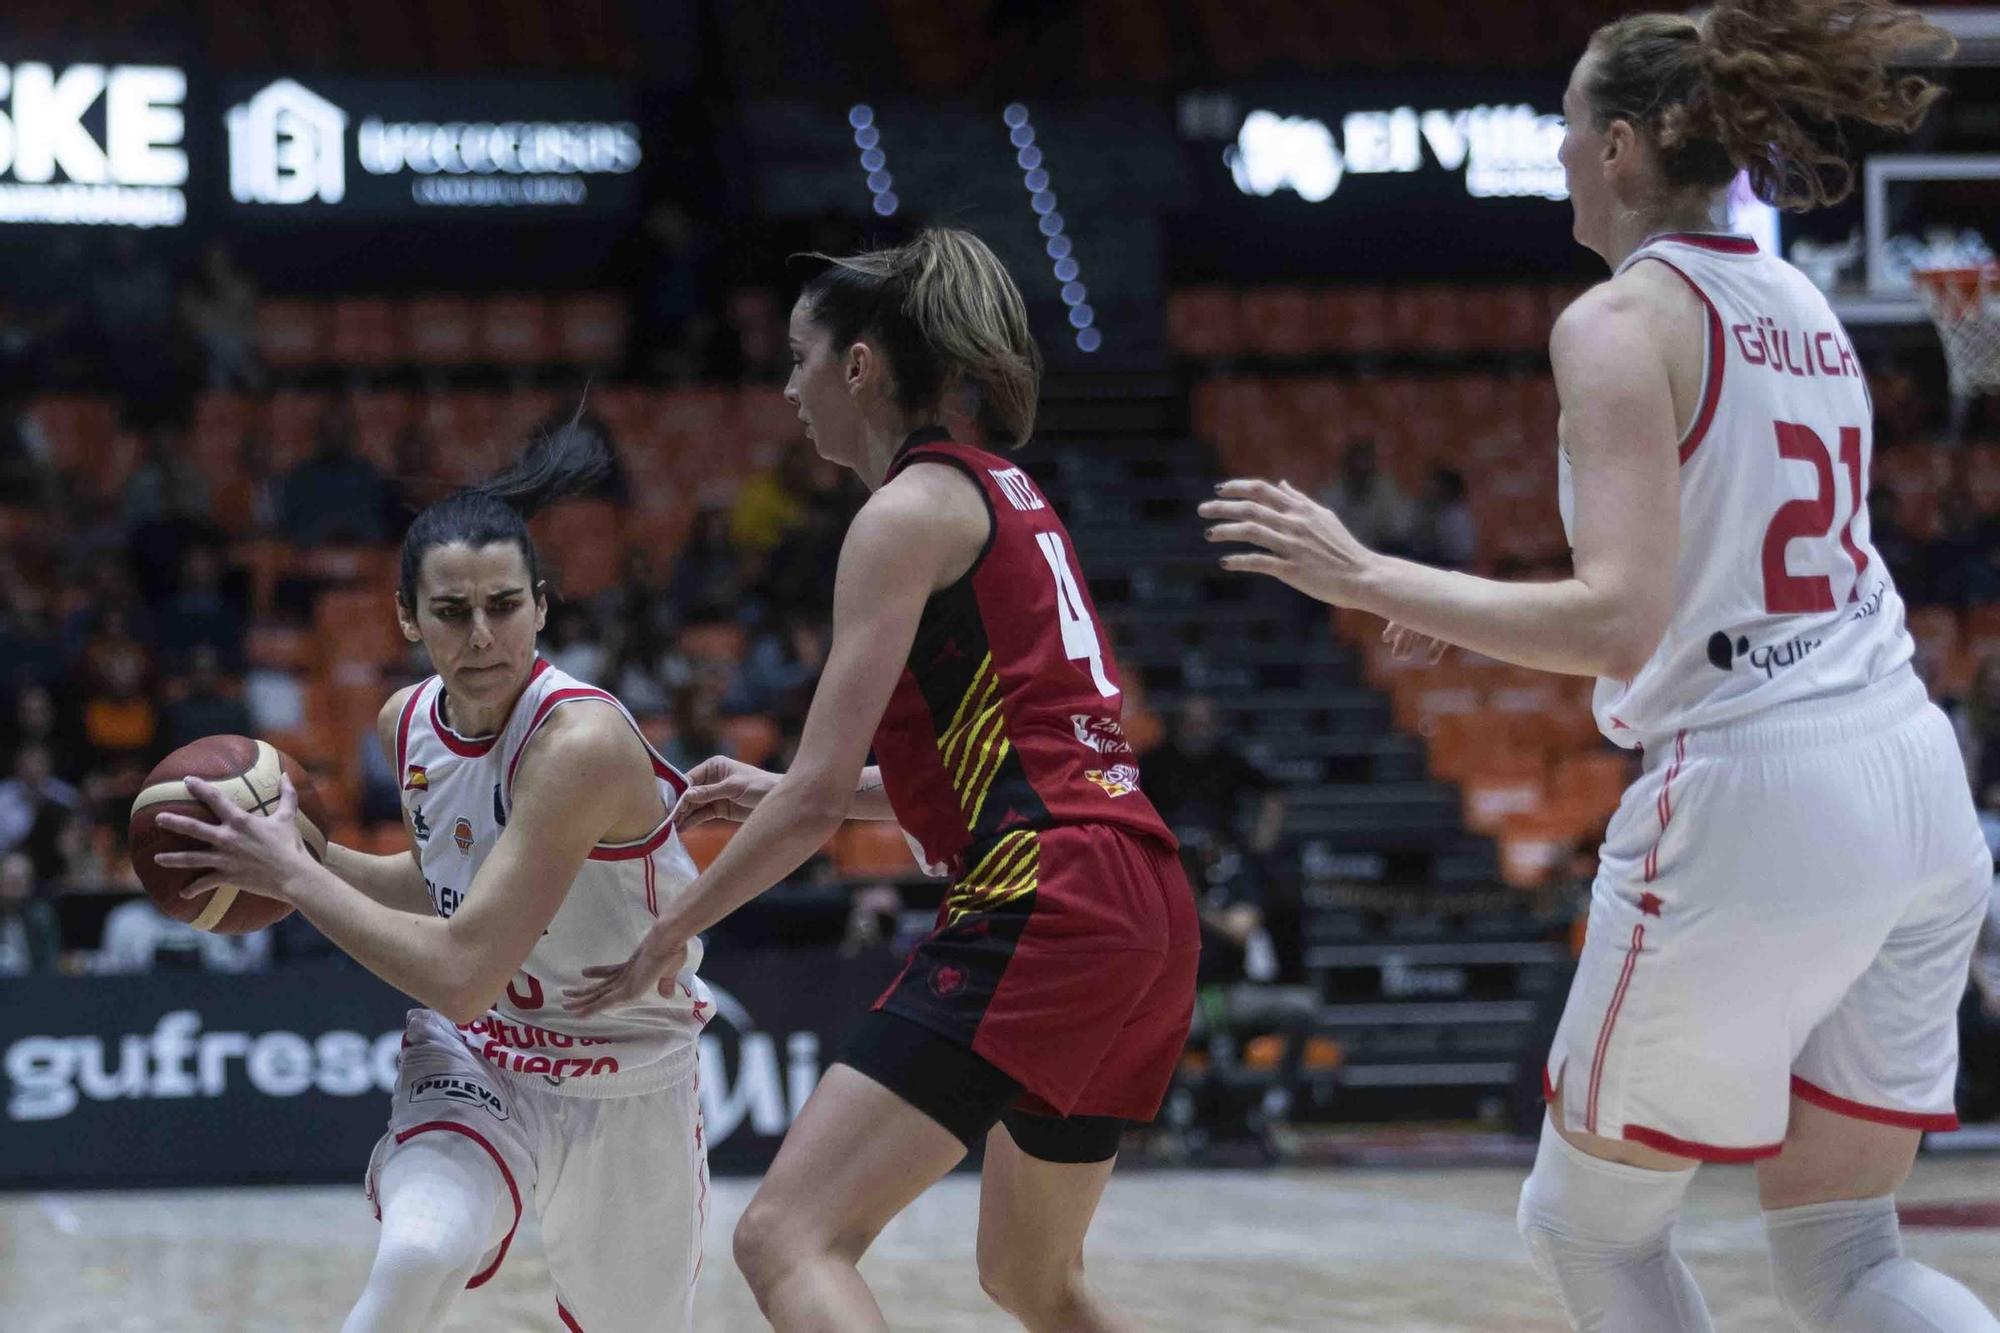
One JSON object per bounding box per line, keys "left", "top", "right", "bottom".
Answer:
{"left": 394, "top": 657, "right": 710, "bottom": 1092}
{"left": 1558, "top": 232, "right": 1914, "bottom": 747}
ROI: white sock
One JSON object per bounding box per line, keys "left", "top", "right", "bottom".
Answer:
{"left": 1517, "top": 1117, "right": 1716, "bottom": 1332}
{"left": 344, "top": 1134, "right": 513, "bottom": 1333}
{"left": 1764, "top": 1195, "right": 2000, "bottom": 1332}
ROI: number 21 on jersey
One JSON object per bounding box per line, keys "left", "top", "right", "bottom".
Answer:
{"left": 1761, "top": 419, "right": 1869, "bottom": 614}
{"left": 1034, "top": 531, "right": 1120, "bottom": 699}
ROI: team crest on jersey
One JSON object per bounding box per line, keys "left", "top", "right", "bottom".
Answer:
{"left": 1084, "top": 764, "right": 1141, "bottom": 798}
{"left": 404, "top": 765, "right": 428, "bottom": 791}
{"left": 452, "top": 817, "right": 475, "bottom": 854}
{"left": 409, "top": 1074, "right": 508, "bottom": 1121}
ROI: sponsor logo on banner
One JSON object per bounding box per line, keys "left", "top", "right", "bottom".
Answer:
{"left": 1226, "top": 102, "right": 1566, "bottom": 204}
{"left": 226, "top": 77, "right": 641, "bottom": 211}
{"left": 3, "top": 1009, "right": 402, "bottom": 1123}
{"left": 0, "top": 62, "right": 187, "bottom": 227}
{"left": 695, "top": 983, "right": 822, "bottom": 1150}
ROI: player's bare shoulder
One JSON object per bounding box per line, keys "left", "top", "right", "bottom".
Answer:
{"left": 859, "top": 457, "right": 991, "bottom": 587}
{"left": 510, "top": 697, "right": 661, "bottom": 841}
{"left": 377, "top": 683, "right": 422, "bottom": 758}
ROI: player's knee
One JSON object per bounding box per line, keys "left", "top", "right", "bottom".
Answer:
{"left": 1516, "top": 1119, "right": 1694, "bottom": 1271}
{"left": 976, "top": 1250, "right": 1088, "bottom": 1327}
{"left": 731, "top": 1200, "right": 787, "bottom": 1295}
{"left": 368, "top": 1225, "right": 480, "bottom": 1300}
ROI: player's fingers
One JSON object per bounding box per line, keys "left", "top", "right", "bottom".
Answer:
{"left": 1212, "top": 478, "right": 1287, "bottom": 506}
{"left": 275, "top": 772, "right": 299, "bottom": 819}
{"left": 578, "top": 962, "right": 627, "bottom": 979}
{"left": 181, "top": 776, "right": 242, "bottom": 822}
{"left": 180, "top": 874, "right": 227, "bottom": 899}
{"left": 152, "top": 811, "right": 225, "bottom": 844}
{"left": 1219, "top": 552, "right": 1289, "bottom": 579}
{"left": 681, "top": 756, "right": 734, "bottom": 787}
{"left": 1204, "top": 520, "right": 1289, "bottom": 553}
{"left": 154, "top": 848, "right": 222, "bottom": 870}
{"left": 1425, "top": 637, "right": 1447, "bottom": 664}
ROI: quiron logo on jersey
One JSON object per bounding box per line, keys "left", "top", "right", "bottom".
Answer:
{"left": 1706, "top": 629, "right": 1823, "bottom": 678}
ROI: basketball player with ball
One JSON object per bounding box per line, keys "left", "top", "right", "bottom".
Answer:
{"left": 1204, "top": 3, "right": 1997, "bottom": 1329}
{"left": 138, "top": 423, "right": 711, "bottom": 1333}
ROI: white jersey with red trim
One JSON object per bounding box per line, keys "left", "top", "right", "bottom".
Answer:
{"left": 394, "top": 657, "right": 709, "bottom": 1092}
{"left": 1557, "top": 232, "right": 1914, "bottom": 747}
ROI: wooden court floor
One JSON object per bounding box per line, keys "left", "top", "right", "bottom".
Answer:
{"left": 5, "top": 1155, "right": 1997, "bottom": 1331}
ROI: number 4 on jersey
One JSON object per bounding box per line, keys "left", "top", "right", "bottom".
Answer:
{"left": 1034, "top": 531, "right": 1120, "bottom": 699}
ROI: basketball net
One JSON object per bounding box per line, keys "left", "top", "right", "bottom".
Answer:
{"left": 1913, "top": 264, "right": 2000, "bottom": 398}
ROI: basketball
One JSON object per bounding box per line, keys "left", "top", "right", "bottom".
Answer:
{"left": 128, "top": 735, "right": 331, "bottom": 934}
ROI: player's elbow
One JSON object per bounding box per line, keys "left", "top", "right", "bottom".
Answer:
{"left": 430, "top": 960, "right": 505, "bottom": 1025}
{"left": 1594, "top": 612, "right": 1668, "bottom": 681}
{"left": 431, "top": 988, "right": 493, "bottom": 1027}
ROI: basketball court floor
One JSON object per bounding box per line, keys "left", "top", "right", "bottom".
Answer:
{"left": 5, "top": 1150, "right": 1996, "bottom": 1331}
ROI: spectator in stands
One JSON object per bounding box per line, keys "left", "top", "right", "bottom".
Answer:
{"left": 77, "top": 607, "right": 157, "bottom": 766}
{"left": 1968, "top": 656, "right": 2000, "bottom": 796}
{"left": 596, "top": 547, "right": 677, "bottom": 658}
{"left": 543, "top": 601, "right": 608, "bottom": 685}
{"left": 159, "top": 647, "right": 254, "bottom": 756}
{"left": 0, "top": 742, "right": 82, "bottom": 883}
{"left": 730, "top": 444, "right": 814, "bottom": 559}
{"left": 666, "top": 504, "right": 745, "bottom": 624}
{"left": 1318, "top": 438, "right": 1412, "bottom": 554}
{"left": 760, "top": 463, "right": 860, "bottom": 621}
{"left": 1143, "top": 695, "right": 1287, "bottom": 855}
{"left": 1410, "top": 467, "right": 1477, "bottom": 570}
{"left": 0, "top": 383, "right": 56, "bottom": 509}
{"left": 157, "top": 545, "right": 246, "bottom": 675}
{"left": 180, "top": 242, "right": 263, "bottom": 392}
{"left": 5, "top": 685, "right": 82, "bottom": 783}
{"left": 1931, "top": 490, "right": 1990, "bottom": 607}
{"left": 0, "top": 580, "right": 63, "bottom": 697}
{"left": 122, "top": 424, "right": 213, "bottom": 529}
{"left": 633, "top": 202, "right": 722, "bottom": 382}
{"left": 660, "top": 686, "right": 733, "bottom": 774}
{"left": 281, "top": 404, "right": 390, "bottom": 546}
{"left": 1868, "top": 486, "right": 1927, "bottom": 601}
{"left": 88, "top": 233, "right": 183, "bottom": 408}
{"left": 0, "top": 851, "right": 59, "bottom": 977}
{"left": 723, "top": 616, "right": 825, "bottom": 725}
{"left": 93, "top": 894, "right": 270, "bottom": 974}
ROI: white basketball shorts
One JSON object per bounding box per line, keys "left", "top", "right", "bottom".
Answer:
{"left": 1544, "top": 670, "right": 1991, "bottom": 1161}
{"left": 366, "top": 1009, "right": 708, "bottom": 1332}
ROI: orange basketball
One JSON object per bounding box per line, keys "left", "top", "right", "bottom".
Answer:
{"left": 127, "top": 735, "right": 330, "bottom": 934}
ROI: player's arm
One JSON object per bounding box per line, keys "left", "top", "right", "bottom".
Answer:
{"left": 1201, "top": 281, "right": 1679, "bottom": 679}
{"left": 564, "top": 464, "right": 985, "bottom": 1015}
{"left": 314, "top": 686, "right": 433, "bottom": 916}
{"left": 157, "top": 703, "right": 655, "bottom": 1023}
{"left": 673, "top": 758, "right": 898, "bottom": 829}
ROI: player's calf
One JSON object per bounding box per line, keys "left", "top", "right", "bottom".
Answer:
{"left": 1764, "top": 1196, "right": 2000, "bottom": 1332}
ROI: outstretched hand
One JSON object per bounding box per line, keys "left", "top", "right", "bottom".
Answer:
{"left": 1198, "top": 479, "right": 1382, "bottom": 608}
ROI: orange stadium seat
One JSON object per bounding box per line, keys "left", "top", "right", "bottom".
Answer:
{"left": 1460, "top": 755, "right": 1548, "bottom": 835}
{"left": 329, "top": 298, "right": 400, "bottom": 368}
{"left": 1316, "top": 287, "right": 1391, "bottom": 353}
{"left": 266, "top": 389, "right": 332, "bottom": 469}
{"left": 555, "top": 294, "right": 630, "bottom": 368}
{"left": 258, "top": 300, "right": 327, "bottom": 369}
{"left": 833, "top": 821, "right": 918, "bottom": 878}
{"left": 1168, "top": 288, "right": 1243, "bottom": 358}
{"left": 406, "top": 297, "right": 479, "bottom": 368}
{"left": 479, "top": 295, "right": 555, "bottom": 367}
{"left": 1497, "top": 811, "right": 1578, "bottom": 890}
{"left": 313, "top": 587, "right": 406, "bottom": 670}
{"left": 533, "top": 498, "right": 623, "bottom": 601}
{"left": 677, "top": 822, "right": 733, "bottom": 872}
{"left": 718, "top": 714, "right": 782, "bottom": 767}
{"left": 1241, "top": 288, "right": 1318, "bottom": 357}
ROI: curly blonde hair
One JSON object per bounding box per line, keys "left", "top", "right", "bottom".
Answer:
{"left": 1586, "top": 0, "right": 1956, "bottom": 211}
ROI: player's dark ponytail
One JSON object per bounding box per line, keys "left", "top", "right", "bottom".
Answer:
{"left": 397, "top": 409, "right": 610, "bottom": 611}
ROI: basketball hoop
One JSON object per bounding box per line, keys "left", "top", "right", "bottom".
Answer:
{"left": 1912, "top": 264, "right": 2000, "bottom": 397}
